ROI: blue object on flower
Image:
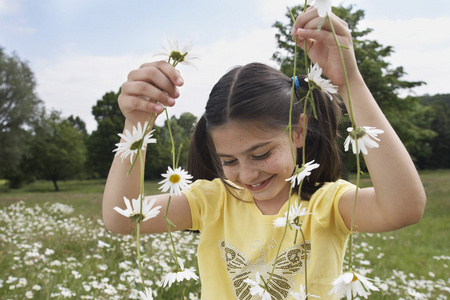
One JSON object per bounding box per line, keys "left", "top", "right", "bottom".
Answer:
{"left": 292, "top": 76, "right": 301, "bottom": 90}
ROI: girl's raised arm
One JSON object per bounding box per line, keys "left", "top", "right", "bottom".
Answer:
{"left": 102, "top": 61, "right": 192, "bottom": 234}
{"left": 292, "top": 9, "right": 426, "bottom": 233}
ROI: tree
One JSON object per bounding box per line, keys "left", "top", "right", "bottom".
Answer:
{"left": 145, "top": 112, "right": 197, "bottom": 179}
{"left": 272, "top": 5, "right": 436, "bottom": 170}
{"left": 24, "top": 111, "right": 87, "bottom": 191}
{"left": 86, "top": 90, "right": 125, "bottom": 178}
{"left": 0, "top": 47, "right": 42, "bottom": 179}
{"left": 418, "top": 94, "right": 450, "bottom": 169}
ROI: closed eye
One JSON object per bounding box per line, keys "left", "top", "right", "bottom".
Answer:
{"left": 253, "top": 151, "right": 271, "bottom": 161}
{"left": 222, "top": 158, "right": 238, "bottom": 166}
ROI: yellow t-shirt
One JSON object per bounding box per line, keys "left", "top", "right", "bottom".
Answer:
{"left": 183, "top": 178, "right": 355, "bottom": 299}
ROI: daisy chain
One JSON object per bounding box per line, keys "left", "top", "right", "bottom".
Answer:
{"left": 274, "top": 202, "right": 311, "bottom": 230}
{"left": 344, "top": 126, "right": 384, "bottom": 155}
{"left": 155, "top": 36, "right": 199, "bottom": 67}
{"left": 243, "top": 272, "right": 271, "bottom": 300}
{"left": 329, "top": 272, "right": 379, "bottom": 299}
{"left": 113, "top": 122, "right": 156, "bottom": 163}
{"left": 113, "top": 195, "right": 161, "bottom": 223}
{"left": 286, "top": 160, "right": 320, "bottom": 188}
{"left": 159, "top": 166, "right": 193, "bottom": 196}
{"left": 308, "top": 0, "right": 333, "bottom": 17}
{"left": 306, "top": 62, "right": 338, "bottom": 100}
{"left": 160, "top": 258, "right": 199, "bottom": 288}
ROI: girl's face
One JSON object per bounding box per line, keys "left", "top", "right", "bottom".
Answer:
{"left": 210, "top": 120, "right": 304, "bottom": 213}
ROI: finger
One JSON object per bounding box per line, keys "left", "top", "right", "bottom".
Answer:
{"left": 118, "top": 93, "right": 165, "bottom": 115}
{"left": 293, "top": 16, "right": 351, "bottom": 47}
{"left": 293, "top": 9, "right": 349, "bottom": 36}
{"left": 121, "top": 80, "right": 176, "bottom": 108}
{"left": 139, "top": 60, "right": 184, "bottom": 87}
{"left": 128, "top": 67, "right": 180, "bottom": 100}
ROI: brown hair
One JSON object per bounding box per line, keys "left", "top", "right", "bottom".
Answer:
{"left": 187, "top": 62, "right": 342, "bottom": 200}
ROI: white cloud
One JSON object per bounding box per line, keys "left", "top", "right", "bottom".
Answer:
{"left": 360, "top": 16, "right": 450, "bottom": 95}
{"left": 0, "top": 0, "right": 23, "bottom": 15}
{"left": 34, "top": 53, "right": 146, "bottom": 132}
{"left": 34, "top": 26, "right": 280, "bottom": 133}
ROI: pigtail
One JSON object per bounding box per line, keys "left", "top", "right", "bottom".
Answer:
{"left": 295, "top": 76, "right": 342, "bottom": 200}
{"left": 187, "top": 115, "right": 222, "bottom": 181}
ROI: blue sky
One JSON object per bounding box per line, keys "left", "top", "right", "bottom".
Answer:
{"left": 1, "top": 0, "right": 449, "bottom": 132}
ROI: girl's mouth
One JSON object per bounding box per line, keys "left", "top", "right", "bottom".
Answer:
{"left": 245, "top": 176, "right": 272, "bottom": 191}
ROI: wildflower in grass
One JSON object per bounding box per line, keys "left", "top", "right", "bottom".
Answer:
{"left": 160, "top": 258, "right": 199, "bottom": 288}
{"left": 243, "top": 272, "right": 271, "bottom": 300}
{"left": 113, "top": 195, "right": 161, "bottom": 223}
{"left": 274, "top": 202, "right": 311, "bottom": 230}
{"left": 25, "top": 291, "right": 33, "bottom": 298}
{"left": 290, "top": 284, "right": 320, "bottom": 299}
{"left": 305, "top": 62, "right": 338, "bottom": 99}
{"left": 286, "top": 160, "right": 320, "bottom": 188}
{"left": 159, "top": 167, "right": 193, "bottom": 196}
{"left": 308, "top": 0, "right": 333, "bottom": 17}
{"left": 139, "top": 287, "right": 154, "bottom": 300}
{"left": 344, "top": 126, "right": 384, "bottom": 155}
{"left": 97, "top": 240, "right": 110, "bottom": 248}
{"left": 113, "top": 121, "right": 156, "bottom": 163}
{"left": 155, "top": 36, "right": 199, "bottom": 67}
{"left": 45, "top": 248, "right": 55, "bottom": 256}
{"left": 329, "top": 272, "right": 379, "bottom": 299}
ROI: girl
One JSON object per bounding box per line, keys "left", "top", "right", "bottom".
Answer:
{"left": 103, "top": 8, "right": 426, "bottom": 299}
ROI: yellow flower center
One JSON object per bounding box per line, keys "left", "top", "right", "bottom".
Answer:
{"left": 352, "top": 274, "right": 359, "bottom": 282}
{"left": 350, "top": 127, "right": 366, "bottom": 140}
{"left": 169, "top": 174, "right": 181, "bottom": 184}
{"left": 130, "top": 139, "right": 142, "bottom": 150}
{"left": 169, "top": 51, "right": 187, "bottom": 63}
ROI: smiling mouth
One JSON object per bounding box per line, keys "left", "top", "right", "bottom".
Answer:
{"left": 246, "top": 176, "right": 272, "bottom": 191}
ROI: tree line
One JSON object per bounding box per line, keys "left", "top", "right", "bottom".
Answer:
{"left": 1, "top": 5, "right": 449, "bottom": 191}
{"left": 0, "top": 49, "right": 196, "bottom": 190}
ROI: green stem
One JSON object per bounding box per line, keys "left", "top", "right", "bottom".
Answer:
{"left": 165, "top": 108, "right": 177, "bottom": 168}
{"left": 299, "top": 228, "right": 308, "bottom": 297}
{"left": 268, "top": 188, "right": 294, "bottom": 284}
{"left": 327, "top": 16, "right": 357, "bottom": 128}
{"left": 327, "top": 14, "right": 360, "bottom": 271}
{"left": 135, "top": 222, "right": 145, "bottom": 288}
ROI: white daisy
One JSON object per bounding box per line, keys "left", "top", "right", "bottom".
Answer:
{"left": 329, "top": 272, "right": 379, "bottom": 299}
{"left": 159, "top": 166, "right": 193, "bottom": 196}
{"left": 113, "top": 195, "right": 161, "bottom": 223}
{"left": 305, "top": 62, "right": 338, "bottom": 100}
{"left": 243, "top": 272, "right": 271, "bottom": 300}
{"left": 308, "top": 0, "right": 333, "bottom": 17}
{"left": 274, "top": 202, "right": 311, "bottom": 230}
{"left": 155, "top": 36, "right": 199, "bottom": 67}
{"left": 290, "top": 284, "right": 320, "bottom": 299}
{"left": 344, "top": 126, "right": 384, "bottom": 155}
{"left": 113, "top": 122, "right": 156, "bottom": 163}
{"left": 139, "top": 287, "right": 154, "bottom": 300}
{"left": 286, "top": 160, "right": 320, "bottom": 188}
{"left": 160, "top": 258, "right": 199, "bottom": 288}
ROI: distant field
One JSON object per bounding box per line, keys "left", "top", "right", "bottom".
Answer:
{"left": 0, "top": 171, "right": 448, "bottom": 299}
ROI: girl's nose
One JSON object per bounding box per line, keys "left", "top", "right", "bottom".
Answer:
{"left": 238, "top": 163, "right": 259, "bottom": 184}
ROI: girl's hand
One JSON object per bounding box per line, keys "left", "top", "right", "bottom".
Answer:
{"left": 291, "top": 8, "right": 359, "bottom": 87}
{"left": 118, "top": 61, "right": 184, "bottom": 126}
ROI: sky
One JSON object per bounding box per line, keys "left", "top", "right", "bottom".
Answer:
{"left": 1, "top": 0, "right": 450, "bottom": 133}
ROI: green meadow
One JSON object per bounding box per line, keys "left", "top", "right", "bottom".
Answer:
{"left": 0, "top": 171, "right": 448, "bottom": 299}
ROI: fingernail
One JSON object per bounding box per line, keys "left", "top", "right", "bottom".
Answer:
{"left": 155, "top": 104, "right": 164, "bottom": 113}
{"left": 167, "top": 98, "right": 176, "bottom": 106}
{"left": 176, "top": 77, "right": 184, "bottom": 86}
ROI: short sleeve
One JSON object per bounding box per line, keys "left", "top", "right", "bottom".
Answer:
{"left": 309, "top": 179, "right": 355, "bottom": 235}
{"left": 182, "top": 178, "right": 227, "bottom": 231}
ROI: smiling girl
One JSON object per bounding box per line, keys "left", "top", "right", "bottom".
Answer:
{"left": 103, "top": 8, "right": 426, "bottom": 299}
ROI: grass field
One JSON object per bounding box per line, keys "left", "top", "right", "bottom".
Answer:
{"left": 0, "top": 171, "right": 449, "bottom": 299}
